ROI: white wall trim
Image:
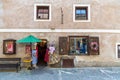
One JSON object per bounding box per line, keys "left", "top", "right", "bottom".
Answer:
{"left": 1, "top": 29, "right": 120, "bottom": 33}
{"left": 34, "top": 4, "right": 51, "bottom": 21}
{"left": 73, "top": 4, "right": 91, "bottom": 22}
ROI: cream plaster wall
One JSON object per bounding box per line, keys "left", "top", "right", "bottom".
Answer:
{"left": 0, "top": 0, "right": 120, "bottom": 66}
{"left": 1, "top": 0, "right": 120, "bottom": 29}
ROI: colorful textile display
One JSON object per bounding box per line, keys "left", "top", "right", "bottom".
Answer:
{"left": 49, "top": 53, "right": 60, "bottom": 64}
{"left": 48, "top": 45, "right": 60, "bottom": 64}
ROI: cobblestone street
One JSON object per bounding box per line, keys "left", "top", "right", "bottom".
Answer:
{"left": 0, "top": 67, "right": 120, "bottom": 80}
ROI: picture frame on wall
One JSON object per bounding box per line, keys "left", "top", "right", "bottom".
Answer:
{"left": 3, "top": 39, "right": 16, "bottom": 54}
{"left": 25, "top": 44, "right": 31, "bottom": 54}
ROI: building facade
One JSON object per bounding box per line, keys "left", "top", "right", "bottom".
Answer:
{"left": 0, "top": 0, "right": 120, "bottom": 67}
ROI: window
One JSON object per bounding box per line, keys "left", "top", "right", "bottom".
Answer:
{"left": 116, "top": 43, "right": 120, "bottom": 59}
{"left": 75, "top": 7, "right": 88, "bottom": 20}
{"left": 69, "top": 36, "right": 89, "bottom": 55}
{"left": 73, "top": 4, "right": 90, "bottom": 22}
{"left": 34, "top": 4, "right": 51, "bottom": 21}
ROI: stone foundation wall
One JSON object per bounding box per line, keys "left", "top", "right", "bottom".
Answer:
{"left": 75, "top": 61, "right": 120, "bottom": 67}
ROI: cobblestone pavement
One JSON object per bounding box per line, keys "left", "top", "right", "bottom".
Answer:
{"left": 0, "top": 67, "right": 120, "bottom": 80}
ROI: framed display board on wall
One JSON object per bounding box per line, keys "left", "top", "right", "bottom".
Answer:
{"left": 25, "top": 44, "right": 31, "bottom": 54}
{"left": 3, "top": 39, "right": 16, "bottom": 54}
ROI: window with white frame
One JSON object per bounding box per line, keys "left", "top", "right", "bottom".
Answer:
{"left": 34, "top": 4, "right": 51, "bottom": 21}
{"left": 116, "top": 43, "right": 120, "bottom": 58}
{"left": 73, "top": 4, "right": 90, "bottom": 22}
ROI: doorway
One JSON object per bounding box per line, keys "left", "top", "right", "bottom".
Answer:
{"left": 37, "top": 39, "right": 47, "bottom": 66}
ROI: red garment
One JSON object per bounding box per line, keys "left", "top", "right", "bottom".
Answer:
{"left": 44, "top": 48, "right": 49, "bottom": 62}
{"left": 7, "top": 42, "right": 13, "bottom": 52}
{"left": 36, "top": 46, "right": 38, "bottom": 58}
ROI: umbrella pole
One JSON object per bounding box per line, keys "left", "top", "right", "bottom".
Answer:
{"left": 30, "top": 42, "right": 32, "bottom": 68}
{"left": 30, "top": 43, "right": 32, "bottom": 54}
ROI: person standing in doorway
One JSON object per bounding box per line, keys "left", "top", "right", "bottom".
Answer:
{"left": 32, "top": 43, "right": 38, "bottom": 69}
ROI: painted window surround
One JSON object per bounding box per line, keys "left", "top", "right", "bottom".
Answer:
{"left": 73, "top": 4, "right": 91, "bottom": 22}
{"left": 34, "top": 4, "right": 51, "bottom": 21}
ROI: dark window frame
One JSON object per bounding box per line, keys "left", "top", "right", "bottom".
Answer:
{"left": 36, "top": 6, "right": 49, "bottom": 20}
{"left": 117, "top": 44, "right": 120, "bottom": 58}
{"left": 69, "top": 36, "right": 89, "bottom": 55}
{"left": 75, "top": 7, "right": 88, "bottom": 20}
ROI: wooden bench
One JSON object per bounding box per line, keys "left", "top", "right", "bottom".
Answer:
{"left": 0, "top": 58, "right": 21, "bottom": 72}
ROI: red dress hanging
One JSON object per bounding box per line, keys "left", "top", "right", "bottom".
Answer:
{"left": 36, "top": 46, "right": 38, "bottom": 58}
{"left": 44, "top": 48, "right": 49, "bottom": 62}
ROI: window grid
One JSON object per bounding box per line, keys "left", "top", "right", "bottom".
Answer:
{"left": 73, "top": 4, "right": 90, "bottom": 22}
{"left": 34, "top": 4, "right": 51, "bottom": 21}
{"left": 37, "top": 6, "right": 49, "bottom": 19}
{"left": 75, "top": 7, "right": 88, "bottom": 20}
